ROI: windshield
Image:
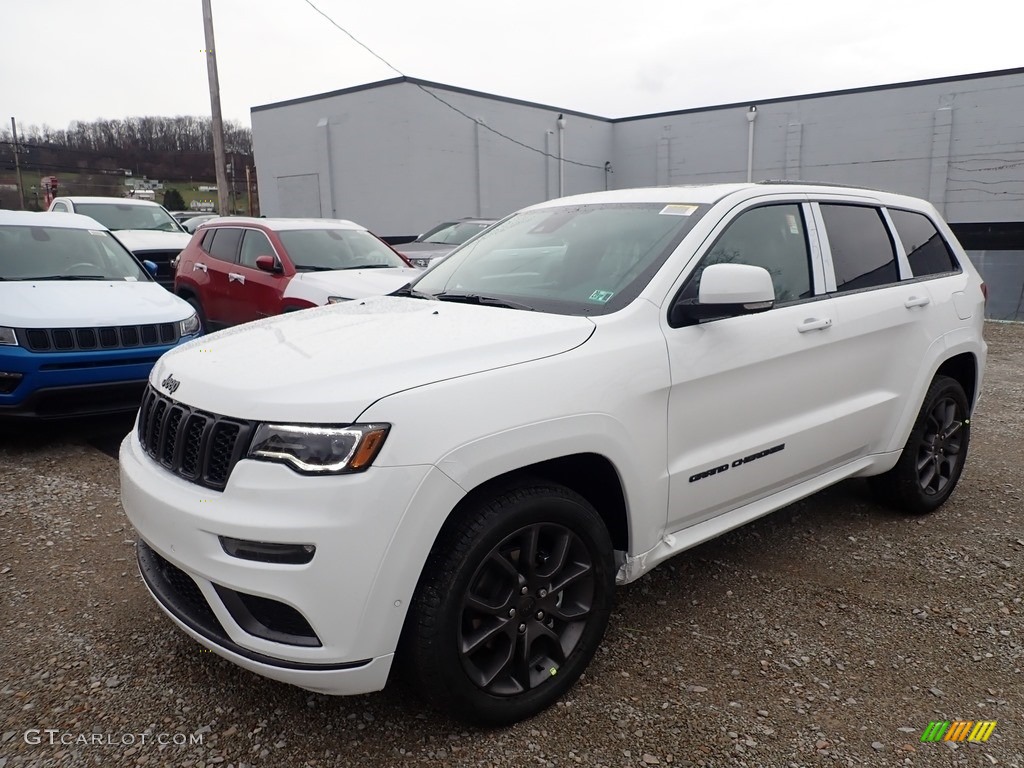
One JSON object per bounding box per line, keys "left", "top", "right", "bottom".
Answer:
{"left": 412, "top": 203, "right": 709, "bottom": 315}
{"left": 279, "top": 229, "right": 408, "bottom": 271}
{"left": 0, "top": 224, "right": 149, "bottom": 281}
{"left": 421, "top": 221, "right": 491, "bottom": 245}
{"left": 74, "top": 202, "right": 183, "bottom": 233}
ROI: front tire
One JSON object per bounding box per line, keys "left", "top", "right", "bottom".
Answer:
{"left": 403, "top": 483, "right": 615, "bottom": 726}
{"left": 869, "top": 375, "right": 971, "bottom": 514}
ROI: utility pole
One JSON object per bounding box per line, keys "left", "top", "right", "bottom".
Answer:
{"left": 245, "top": 165, "right": 253, "bottom": 216}
{"left": 201, "top": 0, "right": 230, "bottom": 216}
{"left": 10, "top": 117, "right": 26, "bottom": 210}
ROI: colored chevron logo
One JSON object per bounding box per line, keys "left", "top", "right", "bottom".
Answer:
{"left": 920, "top": 720, "right": 997, "bottom": 742}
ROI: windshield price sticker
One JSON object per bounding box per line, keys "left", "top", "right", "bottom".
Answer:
{"left": 659, "top": 204, "right": 698, "bottom": 216}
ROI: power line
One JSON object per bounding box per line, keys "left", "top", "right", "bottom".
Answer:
{"left": 299, "top": 0, "right": 605, "bottom": 170}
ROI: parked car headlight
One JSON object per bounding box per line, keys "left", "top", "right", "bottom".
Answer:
{"left": 0, "top": 327, "right": 18, "bottom": 346}
{"left": 327, "top": 296, "right": 351, "bottom": 304}
{"left": 410, "top": 258, "right": 431, "bottom": 269}
{"left": 248, "top": 423, "right": 390, "bottom": 474}
{"left": 179, "top": 313, "right": 201, "bottom": 336}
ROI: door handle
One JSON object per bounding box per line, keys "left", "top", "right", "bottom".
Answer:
{"left": 904, "top": 295, "right": 931, "bottom": 308}
{"left": 193, "top": 262, "right": 207, "bottom": 273}
{"left": 797, "top": 317, "right": 833, "bottom": 333}
{"left": 228, "top": 272, "right": 245, "bottom": 284}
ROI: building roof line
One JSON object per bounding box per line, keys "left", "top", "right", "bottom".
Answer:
{"left": 250, "top": 76, "right": 609, "bottom": 119}
{"left": 251, "top": 66, "right": 1024, "bottom": 121}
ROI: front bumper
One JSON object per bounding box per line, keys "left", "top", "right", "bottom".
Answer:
{"left": 119, "top": 429, "right": 464, "bottom": 695}
{"left": 0, "top": 342, "right": 191, "bottom": 419}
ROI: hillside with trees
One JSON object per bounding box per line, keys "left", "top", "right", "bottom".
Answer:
{"left": 1, "top": 116, "right": 253, "bottom": 186}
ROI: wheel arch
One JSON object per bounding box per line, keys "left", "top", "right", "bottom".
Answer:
{"left": 935, "top": 352, "right": 979, "bottom": 412}
{"left": 442, "top": 452, "right": 630, "bottom": 554}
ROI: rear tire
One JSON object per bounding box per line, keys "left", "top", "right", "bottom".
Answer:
{"left": 868, "top": 375, "right": 971, "bottom": 514}
{"left": 403, "top": 483, "right": 615, "bottom": 726}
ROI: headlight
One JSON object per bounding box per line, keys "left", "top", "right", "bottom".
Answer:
{"left": 248, "top": 423, "right": 390, "bottom": 474}
{"left": 326, "top": 296, "right": 351, "bottom": 304}
{"left": 411, "top": 258, "right": 431, "bottom": 269}
{"left": 0, "top": 327, "right": 18, "bottom": 346}
{"left": 179, "top": 312, "right": 201, "bottom": 336}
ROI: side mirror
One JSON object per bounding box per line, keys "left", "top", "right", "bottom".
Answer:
{"left": 671, "top": 263, "right": 775, "bottom": 325}
{"left": 142, "top": 260, "right": 158, "bottom": 276}
{"left": 255, "top": 255, "right": 281, "bottom": 274}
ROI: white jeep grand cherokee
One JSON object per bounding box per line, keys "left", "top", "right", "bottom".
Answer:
{"left": 120, "top": 183, "right": 986, "bottom": 725}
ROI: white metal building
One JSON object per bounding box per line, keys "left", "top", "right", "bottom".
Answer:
{"left": 251, "top": 68, "right": 1024, "bottom": 319}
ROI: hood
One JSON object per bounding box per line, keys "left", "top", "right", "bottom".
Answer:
{"left": 290, "top": 267, "right": 420, "bottom": 301}
{"left": 1, "top": 281, "right": 194, "bottom": 327}
{"left": 152, "top": 295, "right": 595, "bottom": 423}
{"left": 113, "top": 230, "right": 192, "bottom": 253}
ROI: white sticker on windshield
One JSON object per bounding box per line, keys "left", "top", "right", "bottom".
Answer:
{"left": 659, "top": 204, "right": 698, "bottom": 216}
{"left": 588, "top": 289, "right": 615, "bottom": 304}
{"left": 88, "top": 230, "right": 107, "bottom": 237}
{"left": 124, "top": 277, "right": 138, "bottom": 282}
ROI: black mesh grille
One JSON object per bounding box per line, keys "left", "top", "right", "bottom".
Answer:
{"left": 213, "top": 584, "right": 321, "bottom": 647}
{"left": 137, "top": 385, "right": 254, "bottom": 490}
{"left": 99, "top": 328, "right": 119, "bottom": 347}
{"left": 76, "top": 329, "right": 97, "bottom": 349}
{"left": 26, "top": 329, "right": 50, "bottom": 349}
{"left": 238, "top": 593, "right": 319, "bottom": 641}
{"left": 138, "top": 542, "right": 224, "bottom": 636}
{"left": 53, "top": 329, "right": 74, "bottom": 349}
{"left": 120, "top": 326, "right": 140, "bottom": 346}
{"left": 18, "top": 323, "right": 180, "bottom": 353}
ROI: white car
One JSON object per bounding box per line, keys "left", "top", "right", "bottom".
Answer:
{"left": 48, "top": 196, "right": 192, "bottom": 288}
{"left": 120, "top": 182, "right": 986, "bottom": 725}
{"left": 0, "top": 210, "right": 200, "bottom": 419}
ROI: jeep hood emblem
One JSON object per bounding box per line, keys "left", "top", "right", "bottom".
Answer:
{"left": 160, "top": 374, "right": 181, "bottom": 395}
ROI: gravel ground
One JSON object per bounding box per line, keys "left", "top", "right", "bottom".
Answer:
{"left": 1, "top": 322, "right": 1022, "bottom": 768}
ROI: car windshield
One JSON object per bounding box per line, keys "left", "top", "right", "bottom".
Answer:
{"left": 278, "top": 229, "right": 407, "bottom": 271}
{"left": 411, "top": 203, "right": 709, "bottom": 315}
{"left": 421, "top": 221, "right": 491, "bottom": 245}
{"left": 74, "top": 202, "right": 183, "bottom": 233}
{"left": 0, "top": 224, "right": 149, "bottom": 281}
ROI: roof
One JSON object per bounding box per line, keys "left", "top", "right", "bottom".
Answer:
{"left": 525, "top": 181, "right": 927, "bottom": 209}
{"left": 250, "top": 67, "right": 1024, "bottom": 123}
{"left": 198, "top": 217, "right": 366, "bottom": 232}
{"left": 0, "top": 209, "right": 108, "bottom": 230}
{"left": 58, "top": 196, "right": 163, "bottom": 208}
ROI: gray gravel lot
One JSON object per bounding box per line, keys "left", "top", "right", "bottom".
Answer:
{"left": 1, "top": 323, "right": 1022, "bottom": 768}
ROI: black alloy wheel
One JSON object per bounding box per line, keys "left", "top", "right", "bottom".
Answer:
{"left": 403, "top": 483, "right": 615, "bottom": 725}
{"left": 458, "top": 521, "right": 595, "bottom": 696}
{"left": 915, "top": 394, "right": 965, "bottom": 497}
{"left": 868, "top": 375, "right": 971, "bottom": 514}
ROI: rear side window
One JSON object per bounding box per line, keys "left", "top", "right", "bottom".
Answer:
{"left": 888, "top": 208, "right": 960, "bottom": 278}
{"left": 820, "top": 204, "right": 898, "bottom": 292}
{"left": 207, "top": 228, "right": 242, "bottom": 263}
{"left": 200, "top": 228, "right": 217, "bottom": 253}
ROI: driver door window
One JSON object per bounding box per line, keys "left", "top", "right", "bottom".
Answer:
{"left": 239, "top": 230, "right": 275, "bottom": 269}
{"left": 683, "top": 204, "right": 813, "bottom": 305}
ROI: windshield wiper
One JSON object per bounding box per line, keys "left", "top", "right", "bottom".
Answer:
{"left": 390, "top": 285, "right": 434, "bottom": 299}
{"left": 294, "top": 266, "right": 337, "bottom": 272}
{"left": 432, "top": 291, "right": 535, "bottom": 311}
{"left": 20, "top": 275, "right": 109, "bottom": 281}
{"left": 335, "top": 264, "right": 393, "bottom": 270}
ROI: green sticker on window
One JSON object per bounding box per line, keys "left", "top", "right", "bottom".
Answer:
{"left": 588, "top": 289, "right": 615, "bottom": 303}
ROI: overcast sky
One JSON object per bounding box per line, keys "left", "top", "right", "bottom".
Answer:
{"left": 4, "top": 0, "right": 1022, "bottom": 130}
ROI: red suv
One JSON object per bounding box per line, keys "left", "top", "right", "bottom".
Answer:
{"left": 174, "top": 218, "right": 420, "bottom": 331}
